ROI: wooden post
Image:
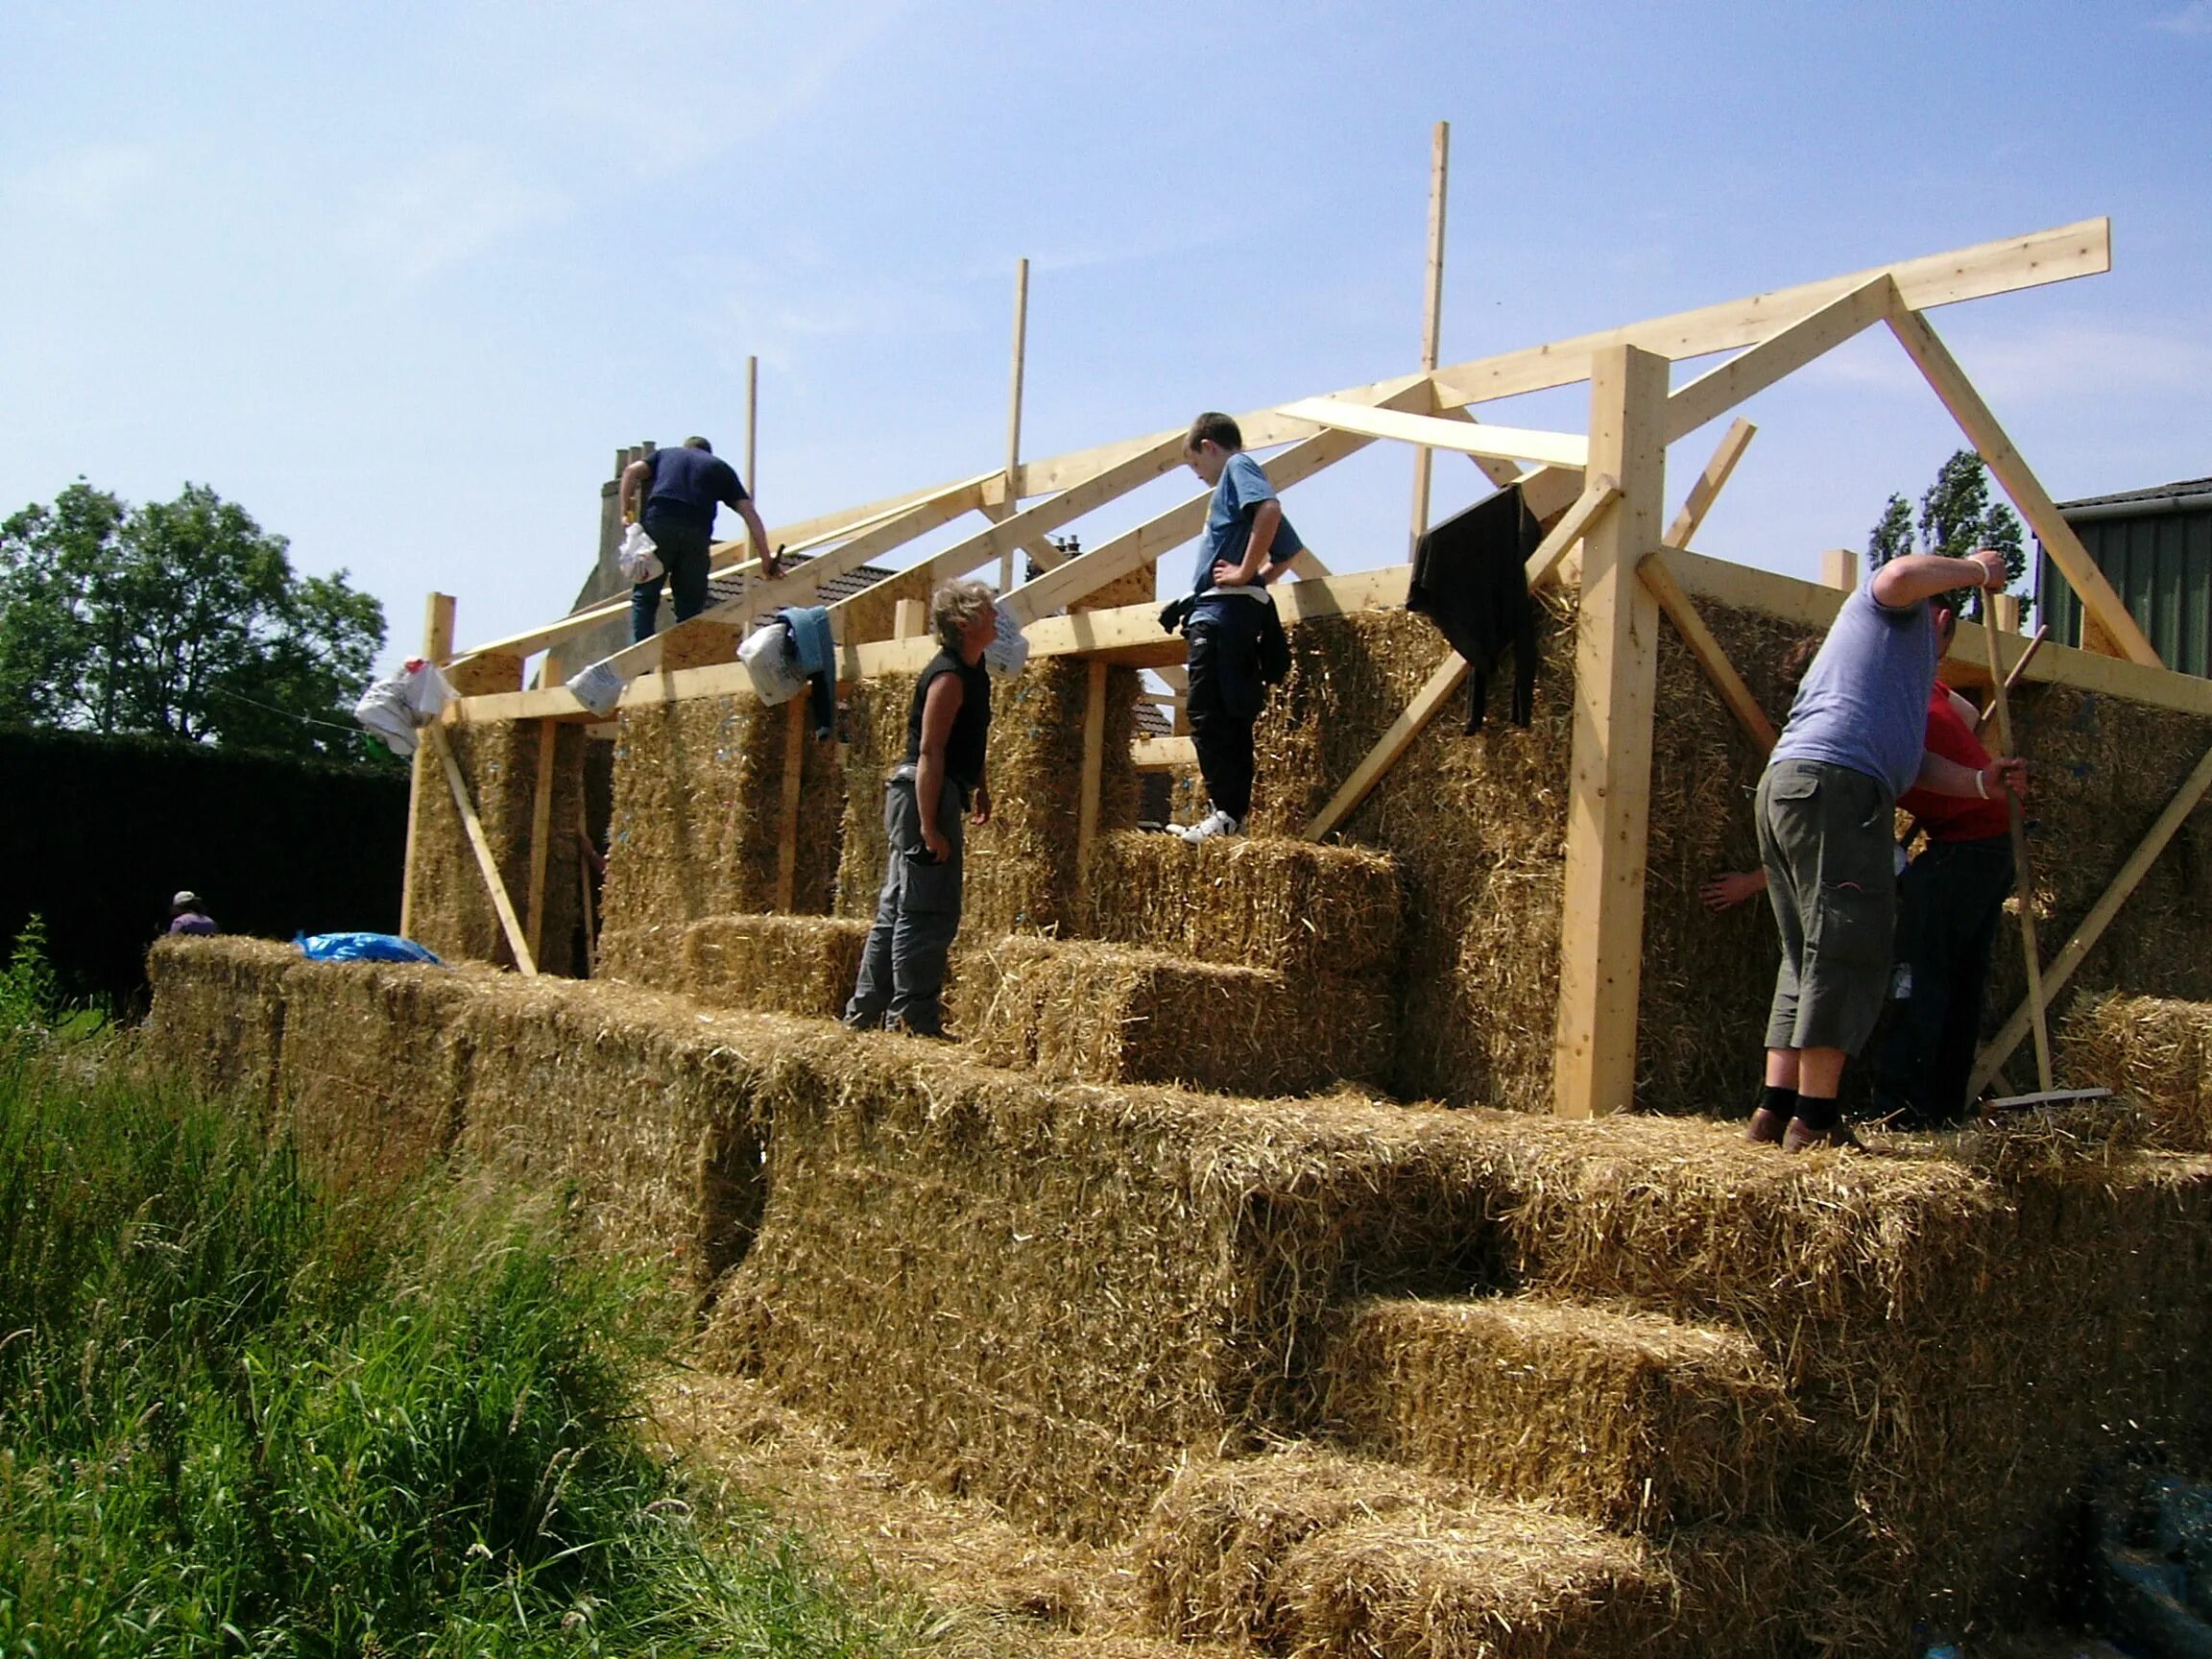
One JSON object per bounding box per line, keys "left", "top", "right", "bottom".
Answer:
{"left": 574, "top": 802, "right": 597, "bottom": 975}
{"left": 1662, "top": 419, "right": 1755, "bottom": 551}
{"left": 398, "top": 591, "right": 457, "bottom": 939}
{"left": 1981, "top": 615, "right": 2054, "bottom": 1091}
{"left": 1001, "top": 257, "right": 1029, "bottom": 592}
{"left": 774, "top": 698, "right": 805, "bottom": 912}
{"left": 1077, "top": 659, "right": 1109, "bottom": 881}
{"left": 1991, "top": 591, "right": 2021, "bottom": 634}
{"left": 1820, "top": 548, "right": 1857, "bottom": 592}
{"left": 1551, "top": 346, "right": 1668, "bottom": 1118}
{"left": 524, "top": 720, "right": 558, "bottom": 963}
{"left": 893, "top": 597, "right": 927, "bottom": 641}
{"left": 1408, "top": 120, "right": 1449, "bottom": 558}
{"left": 745, "top": 355, "right": 758, "bottom": 497}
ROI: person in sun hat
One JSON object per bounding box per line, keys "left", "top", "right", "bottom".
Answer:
{"left": 167, "top": 891, "right": 217, "bottom": 937}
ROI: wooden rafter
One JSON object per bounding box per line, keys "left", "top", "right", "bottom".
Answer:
{"left": 1663, "top": 276, "right": 1895, "bottom": 441}
{"left": 1276, "top": 397, "right": 1591, "bottom": 469}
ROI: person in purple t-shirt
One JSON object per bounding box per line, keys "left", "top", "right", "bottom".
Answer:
{"left": 167, "top": 891, "right": 217, "bottom": 936}
{"left": 617, "top": 437, "right": 775, "bottom": 643}
{"left": 1746, "top": 548, "right": 2025, "bottom": 1152}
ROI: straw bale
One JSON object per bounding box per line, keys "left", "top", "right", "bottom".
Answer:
{"left": 1278, "top": 1503, "right": 1667, "bottom": 1659}
{"left": 139, "top": 935, "right": 297, "bottom": 1111}
{"left": 1079, "top": 830, "right": 1401, "bottom": 978}
{"left": 409, "top": 717, "right": 589, "bottom": 974}
{"left": 1245, "top": 602, "right": 1576, "bottom": 1109}
{"left": 1132, "top": 1446, "right": 1479, "bottom": 1647}
{"left": 678, "top": 915, "right": 870, "bottom": 1020}
{"left": 2057, "top": 991, "right": 2212, "bottom": 1150}
{"left": 1320, "top": 1293, "right": 1805, "bottom": 1530}
{"left": 834, "top": 661, "right": 1142, "bottom": 938}
{"left": 600, "top": 693, "right": 844, "bottom": 939}
{"left": 659, "top": 617, "right": 737, "bottom": 671}
{"left": 950, "top": 934, "right": 1395, "bottom": 1095}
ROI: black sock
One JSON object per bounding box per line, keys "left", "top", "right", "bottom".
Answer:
{"left": 1758, "top": 1084, "right": 1797, "bottom": 1121}
{"left": 1792, "top": 1094, "right": 1839, "bottom": 1133}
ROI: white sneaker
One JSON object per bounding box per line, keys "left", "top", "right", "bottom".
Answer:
{"left": 1177, "top": 808, "right": 1243, "bottom": 843}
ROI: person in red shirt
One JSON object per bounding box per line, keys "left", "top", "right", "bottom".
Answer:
{"left": 1871, "top": 607, "right": 2014, "bottom": 1126}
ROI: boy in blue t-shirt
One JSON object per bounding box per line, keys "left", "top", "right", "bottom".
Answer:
{"left": 1173, "top": 412, "right": 1304, "bottom": 843}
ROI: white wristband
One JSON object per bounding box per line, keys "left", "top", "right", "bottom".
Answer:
{"left": 1975, "top": 771, "right": 1988, "bottom": 799}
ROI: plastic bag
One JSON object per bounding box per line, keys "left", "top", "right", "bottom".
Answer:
{"left": 296, "top": 930, "right": 444, "bottom": 965}
{"left": 567, "top": 657, "right": 628, "bottom": 719}
{"left": 985, "top": 599, "right": 1030, "bottom": 681}
{"left": 352, "top": 659, "right": 455, "bottom": 758}
{"left": 617, "top": 520, "right": 663, "bottom": 584}
{"left": 738, "top": 618, "right": 807, "bottom": 706}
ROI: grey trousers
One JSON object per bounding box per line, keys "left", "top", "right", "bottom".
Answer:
{"left": 845, "top": 769, "right": 966, "bottom": 1035}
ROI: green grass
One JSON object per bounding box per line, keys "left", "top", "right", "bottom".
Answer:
{"left": 0, "top": 1040, "right": 944, "bottom": 1657}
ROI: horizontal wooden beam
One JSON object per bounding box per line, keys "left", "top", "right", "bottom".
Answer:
{"left": 1526, "top": 477, "right": 1622, "bottom": 589}
{"left": 1134, "top": 735, "right": 1196, "bottom": 771}
{"left": 1276, "top": 397, "right": 1591, "bottom": 469}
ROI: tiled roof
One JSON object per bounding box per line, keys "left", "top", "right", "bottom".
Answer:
{"left": 2058, "top": 478, "right": 2212, "bottom": 513}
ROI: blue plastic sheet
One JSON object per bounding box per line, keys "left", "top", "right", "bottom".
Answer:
{"left": 295, "top": 931, "right": 444, "bottom": 965}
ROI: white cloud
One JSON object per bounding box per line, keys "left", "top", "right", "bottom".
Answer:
{"left": 5, "top": 142, "right": 160, "bottom": 222}
{"left": 337, "top": 147, "right": 567, "bottom": 284}
{"left": 2152, "top": 0, "right": 2212, "bottom": 35}
{"left": 1795, "top": 319, "right": 2212, "bottom": 404}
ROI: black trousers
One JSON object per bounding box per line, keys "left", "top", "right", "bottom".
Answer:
{"left": 629, "top": 513, "right": 713, "bottom": 642}
{"left": 1871, "top": 833, "right": 2014, "bottom": 1125}
{"left": 1186, "top": 613, "right": 1266, "bottom": 820}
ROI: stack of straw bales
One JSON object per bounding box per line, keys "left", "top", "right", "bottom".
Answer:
{"left": 409, "top": 717, "right": 589, "bottom": 975}
{"left": 2059, "top": 992, "right": 2212, "bottom": 1149}
{"left": 598, "top": 692, "right": 843, "bottom": 979}
{"left": 677, "top": 915, "right": 870, "bottom": 1020}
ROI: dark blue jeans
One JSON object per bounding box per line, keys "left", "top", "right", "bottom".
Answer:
{"left": 629, "top": 513, "right": 713, "bottom": 642}
{"left": 1185, "top": 610, "right": 1266, "bottom": 820}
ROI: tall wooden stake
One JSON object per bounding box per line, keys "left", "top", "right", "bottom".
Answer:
{"left": 1552, "top": 346, "right": 1668, "bottom": 1118}
{"left": 744, "top": 356, "right": 758, "bottom": 496}
{"left": 398, "top": 590, "right": 457, "bottom": 939}
{"left": 1001, "top": 256, "right": 1030, "bottom": 591}
{"left": 1408, "top": 120, "right": 1449, "bottom": 558}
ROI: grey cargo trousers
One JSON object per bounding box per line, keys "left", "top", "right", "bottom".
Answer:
{"left": 845, "top": 763, "right": 968, "bottom": 1036}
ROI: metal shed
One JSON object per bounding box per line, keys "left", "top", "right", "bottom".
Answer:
{"left": 2038, "top": 477, "right": 2212, "bottom": 676}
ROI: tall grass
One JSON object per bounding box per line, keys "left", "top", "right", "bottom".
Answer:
{"left": 0, "top": 1042, "right": 927, "bottom": 1657}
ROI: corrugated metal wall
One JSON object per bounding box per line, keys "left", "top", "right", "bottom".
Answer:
{"left": 2039, "top": 504, "right": 2212, "bottom": 677}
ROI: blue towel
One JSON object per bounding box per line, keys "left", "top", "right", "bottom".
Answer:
{"left": 778, "top": 605, "right": 837, "bottom": 738}
{"left": 296, "top": 930, "right": 444, "bottom": 965}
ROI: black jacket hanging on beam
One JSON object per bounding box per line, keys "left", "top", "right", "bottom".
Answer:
{"left": 1407, "top": 483, "right": 1540, "bottom": 731}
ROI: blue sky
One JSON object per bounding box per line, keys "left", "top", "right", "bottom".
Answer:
{"left": 3, "top": 1, "right": 2207, "bottom": 677}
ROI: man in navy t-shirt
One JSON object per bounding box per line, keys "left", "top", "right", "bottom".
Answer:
{"left": 1172, "top": 411, "right": 1304, "bottom": 844}
{"left": 617, "top": 437, "right": 775, "bottom": 642}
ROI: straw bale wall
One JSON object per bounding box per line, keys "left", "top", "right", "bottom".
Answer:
{"left": 409, "top": 717, "right": 589, "bottom": 975}
{"left": 599, "top": 693, "right": 844, "bottom": 956}
{"left": 950, "top": 934, "right": 1396, "bottom": 1094}
{"left": 145, "top": 941, "right": 2212, "bottom": 1645}
{"left": 140, "top": 935, "right": 294, "bottom": 1112}
{"left": 2059, "top": 991, "right": 2212, "bottom": 1150}
{"left": 834, "top": 659, "right": 1142, "bottom": 938}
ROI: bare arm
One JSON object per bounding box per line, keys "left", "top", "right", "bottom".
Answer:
{"left": 1913, "top": 749, "right": 2028, "bottom": 802}
{"left": 1214, "top": 497, "right": 1284, "bottom": 589}
{"left": 1869, "top": 548, "right": 2005, "bottom": 609}
{"left": 619, "top": 460, "right": 652, "bottom": 522}
{"left": 915, "top": 671, "right": 964, "bottom": 860}
{"left": 735, "top": 498, "right": 778, "bottom": 577}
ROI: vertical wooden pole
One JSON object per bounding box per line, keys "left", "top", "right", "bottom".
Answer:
{"left": 893, "top": 597, "right": 927, "bottom": 641}
{"left": 524, "top": 720, "right": 558, "bottom": 962}
{"left": 1000, "top": 257, "right": 1030, "bottom": 592}
{"left": 1077, "top": 659, "right": 1109, "bottom": 883}
{"left": 744, "top": 356, "right": 758, "bottom": 498}
{"left": 1407, "top": 120, "right": 1449, "bottom": 558}
{"left": 1820, "top": 548, "right": 1857, "bottom": 592}
{"left": 399, "top": 591, "right": 458, "bottom": 939}
{"left": 774, "top": 698, "right": 806, "bottom": 912}
{"left": 1981, "top": 615, "right": 2055, "bottom": 1092}
{"left": 1551, "top": 346, "right": 1669, "bottom": 1118}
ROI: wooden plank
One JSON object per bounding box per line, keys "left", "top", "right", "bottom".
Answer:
{"left": 398, "top": 591, "right": 457, "bottom": 940}
{"left": 1662, "top": 419, "right": 1755, "bottom": 551}
{"left": 893, "top": 597, "right": 927, "bottom": 640}
{"left": 1422, "top": 405, "right": 1526, "bottom": 490}
{"left": 774, "top": 698, "right": 805, "bottom": 912}
{"left": 1968, "top": 736, "right": 2212, "bottom": 1100}
{"left": 744, "top": 355, "right": 758, "bottom": 502}
{"left": 1408, "top": 120, "right": 1450, "bottom": 557}
{"left": 1077, "top": 659, "right": 1109, "bottom": 878}
{"left": 1662, "top": 276, "right": 1894, "bottom": 441}
{"left": 1820, "top": 547, "right": 1857, "bottom": 591}
{"left": 1524, "top": 477, "right": 1622, "bottom": 589}
{"left": 1639, "top": 551, "right": 1777, "bottom": 755}
{"left": 427, "top": 721, "right": 537, "bottom": 976}
{"left": 524, "top": 719, "right": 557, "bottom": 962}
{"left": 1981, "top": 613, "right": 2055, "bottom": 1092}
{"left": 1134, "top": 734, "right": 1196, "bottom": 771}
{"left": 1276, "top": 397, "right": 1590, "bottom": 469}
{"left": 1301, "top": 650, "right": 1469, "bottom": 842}
{"left": 1551, "top": 345, "right": 1669, "bottom": 1118}
{"left": 1884, "top": 299, "right": 2160, "bottom": 667}
{"left": 829, "top": 433, "right": 1190, "bottom": 627}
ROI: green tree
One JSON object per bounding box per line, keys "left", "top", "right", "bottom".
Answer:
{"left": 0, "top": 481, "right": 387, "bottom": 760}
{"left": 1864, "top": 450, "right": 2030, "bottom": 616}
